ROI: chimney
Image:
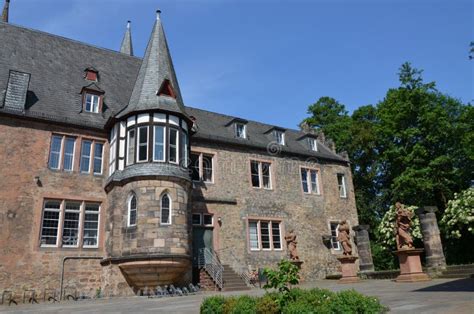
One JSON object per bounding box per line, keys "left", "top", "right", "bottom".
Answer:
{"left": 1, "top": 0, "right": 9, "bottom": 23}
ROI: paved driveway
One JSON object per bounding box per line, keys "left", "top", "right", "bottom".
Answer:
{"left": 1, "top": 278, "right": 473, "bottom": 313}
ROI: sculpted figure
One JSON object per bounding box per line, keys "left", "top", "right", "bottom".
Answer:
{"left": 285, "top": 230, "right": 299, "bottom": 261}
{"left": 337, "top": 220, "right": 352, "bottom": 256}
{"left": 395, "top": 202, "right": 414, "bottom": 249}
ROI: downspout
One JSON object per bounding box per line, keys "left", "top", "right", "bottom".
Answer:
{"left": 59, "top": 256, "right": 103, "bottom": 301}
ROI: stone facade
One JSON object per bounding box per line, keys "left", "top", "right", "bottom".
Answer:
{"left": 191, "top": 142, "right": 359, "bottom": 281}
{"left": 0, "top": 116, "right": 107, "bottom": 300}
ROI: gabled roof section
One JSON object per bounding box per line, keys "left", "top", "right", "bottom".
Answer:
{"left": 117, "top": 11, "right": 187, "bottom": 120}
{"left": 120, "top": 21, "right": 133, "bottom": 56}
{"left": 224, "top": 117, "right": 248, "bottom": 127}
{"left": 264, "top": 126, "right": 286, "bottom": 134}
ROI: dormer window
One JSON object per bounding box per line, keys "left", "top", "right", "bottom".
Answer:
{"left": 273, "top": 130, "right": 285, "bottom": 145}
{"left": 308, "top": 138, "right": 317, "bottom": 151}
{"left": 157, "top": 79, "right": 176, "bottom": 98}
{"left": 85, "top": 93, "right": 100, "bottom": 113}
{"left": 235, "top": 123, "right": 246, "bottom": 139}
{"left": 84, "top": 67, "right": 99, "bottom": 81}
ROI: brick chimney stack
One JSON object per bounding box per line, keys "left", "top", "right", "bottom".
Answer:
{"left": 1, "top": 0, "right": 9, "bottom": 23}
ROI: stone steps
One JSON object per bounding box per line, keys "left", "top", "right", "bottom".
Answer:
{"left": 222, "top": 265, "right": 250, "bottom": 291}
{"left": 438, "top": 264, "right": 474, "bottom": 279}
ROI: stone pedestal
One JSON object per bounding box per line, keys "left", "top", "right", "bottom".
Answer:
{"left": 394, "top": 249, "right": 431, "bottom": 282}
{"left": 417, "top": 206, "right": 446, "bottom": 273}
{"left": 337, "top": 256, "right": 360, "bottom": 283}
{"left": 353, "top": 225, "right": 374, "bottom": 272}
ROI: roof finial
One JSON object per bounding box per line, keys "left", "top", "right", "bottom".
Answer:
{"left": 127, "top": 20, "right": 131, "bottom": 29}
{"left": 156, "top": 9, "right": 161, "bottom": 20}
{"left": 2, "top": 0, "right": 10, "bottom": 23}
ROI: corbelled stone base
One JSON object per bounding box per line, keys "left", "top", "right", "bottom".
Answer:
{"left": 337, "top": 256, "right": 360, "bottom": 284}
{"left": 394, "top": 248, "right": 431, "bottom": 282}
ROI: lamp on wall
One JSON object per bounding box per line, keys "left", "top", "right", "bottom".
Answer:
{"left": 217, "top": 217, "right": 222, "bottom": 225}
{"left": 34, "top": 176, "right": 42, "bottom": 187}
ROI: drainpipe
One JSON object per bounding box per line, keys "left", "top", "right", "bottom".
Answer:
{"left": 59, "top": 256, "right": 103, "bottom": 301}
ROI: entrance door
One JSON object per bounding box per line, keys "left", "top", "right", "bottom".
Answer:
{"left": 193, "top": 227, "right": 213, "bottom": 266}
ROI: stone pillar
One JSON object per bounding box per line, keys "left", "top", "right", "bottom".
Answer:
{"left": 353, "top": 225, "right": 374, "bottom": 272}
{"left": 417, "top": 206, "right": 446, "bottom": 271}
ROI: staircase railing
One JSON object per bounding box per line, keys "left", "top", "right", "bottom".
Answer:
{"left": 198, "top": 248, "right": 224, "bottom": 290}
{"left": 216, "top": 247, "right": 255, "bottom": 287}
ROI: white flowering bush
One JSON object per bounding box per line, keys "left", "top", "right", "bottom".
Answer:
{"left": 376, "top": 204, "right": 421, "bottom": 249}
{"left": 441, "top": 188, "right": 474, "bottom": 239}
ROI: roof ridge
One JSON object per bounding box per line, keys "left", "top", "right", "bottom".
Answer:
{"left": 184, "top": 106, "right": 305, "bottom": 135}
{"left": 0, "top": 21, "right": 142, "bottom": 61}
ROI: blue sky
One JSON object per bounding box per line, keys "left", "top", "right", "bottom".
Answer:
{"left": 8, "top": 0, "right": 473, "bottom": 129}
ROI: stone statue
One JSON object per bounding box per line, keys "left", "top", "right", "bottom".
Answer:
{"left": 395, "top": 202, "right": 414, "bottom": 250}
{"left": 285, "top": 230, "right": 299, "bottom": 261}
{"left": 337, "top": 220, "right": 352, "bottom": 256}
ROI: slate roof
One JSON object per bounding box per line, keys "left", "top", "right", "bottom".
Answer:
{"left": 0, "top": 21, "right": 142, "bottom": 130}
{"left": 116, "top": 12, "right": 188, "bottom": 120}
{"left": 0, "top": 21, "right": 346, "bottom": 163}
{"left": 120, "top": 21, "right": 134, "bottom": 56}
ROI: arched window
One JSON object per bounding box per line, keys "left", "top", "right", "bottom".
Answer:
{"left": 128, "top": 194, "right": 137, "bottom": 227}
{"left": 160, "top": 193, "right": 171, "bottom": 225}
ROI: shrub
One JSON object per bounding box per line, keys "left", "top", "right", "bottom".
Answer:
{"left": 255, "top": 294, "right": 279, "bottom": 314}
{"left": 321, "top": 289, "right": 388, "bottom": 314}
{"left": 201, "top": 296, "right": 226, "bottom": 314}
{"left": 231, "top": 295, "right": 257, "bottom": 314}
{"left": 371, "top": 242, "right": 397, "bottom": 271}
{"left": 263, "top": 260, "right": 300, "bottom": 307}
{"left": 441, "top": 187, "right": 474, "bottom": 239}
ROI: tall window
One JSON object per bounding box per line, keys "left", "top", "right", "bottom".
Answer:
{"left": 153, "top": 125, "right": 165, "bottom": 161}
{"left": 62, "top": 202, "right": 81, "bottom": 247}
{"left": 137, "top": 126, "right": 148, "bottom": 162}
{"left": 127, "top": 129, "right": 136, "bottom": 165}
{"left": 40, "top": 200, "right": 61, "bottom": 246}
{"left": 128, "top": 194, "right": 137, "bottom": 227}
{"left": 85, "top": 93, "right": 100, "bottom": 113}
{"left": 308, "top": 138, "right": 317, "bottom": 151}
{"left": 80, "top": 139, "right": 103, "bottom": 174}
{"left": 235, "top": 123, "right": 246, "bottom": 139}
{"left": 273, "top": 130, "right": 285, "bottom": 145}
{"left": 337, "top": 174, "right": 347, "bottom": 198}
{"left": 48, "top": 135, "right": 76, "bottom": 171}
{"left": 169, "top": 128, "right": 178, "bottom": 163}
{"left": 80, "top": 140, "right": 92, "bottom": 172}
{"left": 83, "top": 203, "right": 100, "bottom": 247}
{"left": 180, "top": 132, "right": 188, "bottom": 167}
{"left": 93, "top": 143, "right": 103, "bottom": 174}
{"left": 301, "top": 168, "right": 320, "bottom": 194}
{"left": 330, "top": 222, "right": 341, "bottom": 250}
{"left": 248, "top": 219, "right": 282, "bottom": 251}
{"left": 190, "top": 152, "right": 214, "bottom": 183}
{"left": 250, "top": 160, "right": 272, "bottom": 189}
{"left": 39, "top": 200, "right": 101, "bottom": 248}
{"left": 109, "top": 126, "right": 117, "bottom": 175}
{"left": 161, "top": 194, "right": 171, "bottom": 225}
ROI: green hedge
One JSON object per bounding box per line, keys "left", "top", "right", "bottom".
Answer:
{"left": 200, "top": 288, "right": 388, "bottom": 314}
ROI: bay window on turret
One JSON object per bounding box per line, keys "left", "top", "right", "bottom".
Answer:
{"left": 108, "top": 112, "right": 190, "bottom": 176}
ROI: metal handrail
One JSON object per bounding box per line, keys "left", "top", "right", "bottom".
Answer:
{"left": 216, "top": 247, "right": 255, "bottom": 287}
{"left": 198, "top": 248, "right": 223, "bottom": 289}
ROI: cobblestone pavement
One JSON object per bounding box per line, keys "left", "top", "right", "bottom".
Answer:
{"left": 1, "top": 278, "right": 473, "bottom": 313}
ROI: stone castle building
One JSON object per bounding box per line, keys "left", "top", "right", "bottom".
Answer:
{"left": 0, "top": 4, "right": 359, "bottom": 298}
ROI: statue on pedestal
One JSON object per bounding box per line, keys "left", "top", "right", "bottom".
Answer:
{"left": 337, "top": 220, "right": 352, "bottom": 256}
{"left": 395, "top": 202, "right": 414, "bottom": 250}
{"left": 285, "top": 230, "right": 299, "bottom": 261}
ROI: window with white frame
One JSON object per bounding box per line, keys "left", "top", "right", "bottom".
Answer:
{"left": 128, "top": 194, "right": 137, "bottom": 227}
{"left": 179, "top": 132, "right": 188, "bottom": 167}
{"left": 127, "top": 129, "right": 136, "bottom": 165}
{"left": 84, "top": 93, "right": 100, "bottom": 113}
{"left": 235, "top": 123, "right": 246, "bottom": 139}
{"left": 153, "top": 125, "right": 165, "bottom": 161}
{"left": 83, "top": 203, "right": 100, "bottom": 247}
{"left": 39, "top": 200, "right": 101, "bottom": 248}
{"left": 192, "top": 213, "right": 213, "bottom": 226}
{"left": 48, "top": 135, "right": 76, "bottom": 171}
{"left": 301, "top": 168, "right": 320, "bottom": 194}
{"left": 137, "top": 126, "right": 148, "bottom": 162}
{"left": 273, "top": 130, "right": 285, "bottom": 145}
{"left": 80, "top": 139, "right": 104, "bottom": 174}
{"left": 190, "top": 152, "right": 214, "bottom": 183}
{"left": 250, "top": 160, "right": 272, "bottom": 189}
{"left": 109, "top": 126, "right": 117, "bottom": 175}
{"left": 307, "top": 137, "right": 317, "bottom": 151}
{"left": 248, "top": 219, "right": 282, "bottom": 251}
{"left": 330, "top": 222, "right": 341, "bottom": 250}
{"left": 160, "top": 194, "right": 171, "bottom": 225}
{"left": 169, "top": 128, "right": 179, "bottom": 163}
{"left": 337, "top": 174, "right": 347, "bottom": 198}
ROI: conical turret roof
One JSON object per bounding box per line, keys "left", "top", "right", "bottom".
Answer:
{"left": 117, "top": 10, "right": 188, "bottom": 119}
{"left": 120, "top": 21, "right": 133, "bottom": 56}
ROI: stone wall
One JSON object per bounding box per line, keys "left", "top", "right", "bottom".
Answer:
{"left": 0, "top": 116, "right": 107, "bottom": 301}
{"left": 190, "top": 141, "right": 359, "bottom": 281}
